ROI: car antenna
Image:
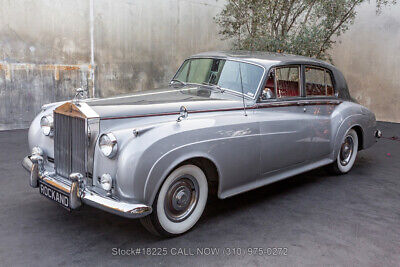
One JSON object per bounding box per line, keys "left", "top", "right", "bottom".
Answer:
{"left": 238, "top": 62, "right": 247, "bottom": 116}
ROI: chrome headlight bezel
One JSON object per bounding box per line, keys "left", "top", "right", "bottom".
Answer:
{"left": 40, "top": 115, "right": 54, "bottom": 136}
{"left": 99, "top": 133, "right": 118, "bottom": 158}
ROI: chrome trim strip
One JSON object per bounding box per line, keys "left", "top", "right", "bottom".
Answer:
{"left": 100, "top": 99, "right": 343, "bottom": 120}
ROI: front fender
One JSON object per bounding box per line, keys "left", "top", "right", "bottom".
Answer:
{"left": 114, "top": 118, "right": 221, "bottom": 204}
{"left": 113, "top": 113, "right": 260, "bottom": 206}
{"left": 28, "top": 105, "right": 61, "bottom": 158}
{"left": 143, "top": 144, "right": 221, "bottom": 206}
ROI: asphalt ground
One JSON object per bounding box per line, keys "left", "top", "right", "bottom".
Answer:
{"left": 0, "top": 122, "right": 399, "bottom": 266}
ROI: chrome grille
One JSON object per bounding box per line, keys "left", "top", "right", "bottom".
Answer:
{"left": 54, "top": 112, "right": 86, "bottom": 178}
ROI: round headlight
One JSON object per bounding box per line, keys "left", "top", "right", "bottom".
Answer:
{"left": 99, "top": 133, "right": 118, "bottom": 158}
{"left": 40, "top": 115, "right": 54, "bottom": 136}
{"left": 100, "top": 174, "right": 113, "bottom": 191}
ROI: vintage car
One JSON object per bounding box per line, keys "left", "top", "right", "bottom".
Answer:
{"left": 22, "top": 51, "right": 381, "bottom": 237}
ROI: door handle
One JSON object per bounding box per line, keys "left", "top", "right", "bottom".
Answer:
{"left": 303, "top": 107, "right": 307, "bottom": 112}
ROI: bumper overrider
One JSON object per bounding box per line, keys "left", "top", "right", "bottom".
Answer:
{"left": 22, "top": 152, "right": 152, "bottom": 219}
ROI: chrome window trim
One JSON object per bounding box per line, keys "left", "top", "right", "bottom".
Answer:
{"left": 304, "top": 65, "right": 336, "bottom": 98}
{"left": 258, "top": 64, "right": 340, "bottom": 103}
{"left": 264, "top": 64, "right": 302, "bottom": 100}
{"left": 172, "top": 57, "right": 267, "bottom": 101}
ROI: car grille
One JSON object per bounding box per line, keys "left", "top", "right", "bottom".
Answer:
{"left": 54, "top": 112, "right": 86, "bottom": 178}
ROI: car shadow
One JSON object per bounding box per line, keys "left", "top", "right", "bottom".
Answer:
{"left": 44, "top": 153, "right": 374, "bottom": 243}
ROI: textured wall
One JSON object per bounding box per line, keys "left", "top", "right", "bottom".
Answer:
{"left": 331, "top": 2, "right": 400, "bottom": 123}
{"left": 0, "top": 0, "right": 92, "bottom": 130}
{"left": 93, "top": 0, "right": 227, "bottom": 97}
{"left": 0, "top": 0, "right": 399, "bottom": 130}
{"left": 0, "top": 0, "right": 227, "bottom": 130}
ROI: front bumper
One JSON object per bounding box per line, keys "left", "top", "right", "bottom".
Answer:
{"left": 22, "top": 156, "right": 152, "bottom": 219}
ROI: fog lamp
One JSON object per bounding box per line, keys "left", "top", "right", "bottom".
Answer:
{"left": 31, "top": 146, "right": 43, "bottom": 156}
{"left": 100, "top": 174, "right": 113, "bottom": 191}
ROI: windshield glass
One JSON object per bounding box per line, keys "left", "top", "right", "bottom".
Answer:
{"left": 173, "top": 58, "right": 264, "bottom": 98}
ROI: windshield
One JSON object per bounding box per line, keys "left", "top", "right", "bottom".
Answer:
{"left": 173, "top": 58, "right": 264, "bottom": 98}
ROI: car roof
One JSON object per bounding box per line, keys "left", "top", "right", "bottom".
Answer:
{"left": 189, "top": 51, "right": 335, "bottom": 70}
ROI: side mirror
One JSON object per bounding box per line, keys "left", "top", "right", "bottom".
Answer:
{"left": 261, "top": 89, "right": 275, "bottom": 100}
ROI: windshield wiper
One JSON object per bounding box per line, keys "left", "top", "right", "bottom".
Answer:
{"left": 170, "top": 79, "right": 187, "bottom": 86}
{"left": 201, "top": 82, "right": 224, "bottom": 92}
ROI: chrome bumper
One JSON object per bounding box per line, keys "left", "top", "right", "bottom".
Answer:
{"left": 375, "top": 129, "right": 382, "bottom": 139}
{"left": 22, "top": 156, "right": 152, "bottom": 219}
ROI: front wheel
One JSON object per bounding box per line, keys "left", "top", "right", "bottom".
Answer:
{"left": 328, "top": 128, "right": 359, "bottom": 174}
{"left": 140, "top": 164, "right": 208, "bottom": 237}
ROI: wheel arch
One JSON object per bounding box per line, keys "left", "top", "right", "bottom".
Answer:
{"left": 333, "top": 114, "right": 365, "bottom": 159}
{"left": 352, "top": 125, "right": 364, "bottom": 151}
{"left": 144, "top": 151, "right": 221, "bottom": 206}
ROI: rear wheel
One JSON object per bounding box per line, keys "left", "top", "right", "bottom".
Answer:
{"left": 140, "top": 164, "right": 208, "bottom": 237}
{"left": 328, "top": 128, "right": 358, "bottom": 174}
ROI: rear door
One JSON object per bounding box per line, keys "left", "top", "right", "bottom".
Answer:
{"left": 303, "top": 66, "right": 337, "bottom": 161}
{"left": 255, "top": 65, "right": 314, "bottom": 175}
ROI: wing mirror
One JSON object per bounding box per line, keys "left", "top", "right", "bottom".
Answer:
{"left": 261, "top": 88, "right": 275, "bottom": 100}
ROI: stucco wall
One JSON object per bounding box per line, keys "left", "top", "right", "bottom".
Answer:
{"left": 331, "top": 2, "right": 400, "bottom": 123}
{"left": 0, "top": 0, "right": 227, "bottom": 130}
{"left": 0, "top": 0, "right": 399, "bottom": 130}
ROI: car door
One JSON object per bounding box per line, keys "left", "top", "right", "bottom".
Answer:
{"left": 255, "top": 65, "right": 314, "bottom": 176}
{"left": 303, "top": 66, "right": 337, "bottom": 161}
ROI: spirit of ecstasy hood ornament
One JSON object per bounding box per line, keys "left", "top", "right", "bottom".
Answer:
{"left": 73, "top": 88, "right": 88, "bottom": 104}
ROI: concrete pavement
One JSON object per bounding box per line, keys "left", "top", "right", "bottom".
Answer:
{"left": 0, "top": 122, "right": 399, "bottom": 266}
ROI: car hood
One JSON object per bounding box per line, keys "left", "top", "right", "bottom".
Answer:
{"left": 84, "top": 86, "right": 251, "bottom": 119}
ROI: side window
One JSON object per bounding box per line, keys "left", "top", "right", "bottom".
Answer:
{"left": 175, "top": 59, "right": 213, "bottom": 84}
{"left": 305, "top": 66, "right": 335, "bottom": 96}
{"left": 275, "top": 66, "right": 300, "bottom": 98}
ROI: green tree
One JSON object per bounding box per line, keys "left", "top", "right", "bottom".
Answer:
{"left": 215, "top": 0, "right": 397, "bottom": 61}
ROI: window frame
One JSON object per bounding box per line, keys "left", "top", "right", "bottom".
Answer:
{"left": 172, "top": 57, "right": 267, "bottom": 100}
{"left": 258, "top": 64, "right": 303, "bottom": 102}
{"left": 304, "top": 65, "right": 336, "bottom": 98}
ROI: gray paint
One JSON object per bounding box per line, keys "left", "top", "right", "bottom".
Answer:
{"left": 26, "top": 53, "right": 378, "bottom": 211}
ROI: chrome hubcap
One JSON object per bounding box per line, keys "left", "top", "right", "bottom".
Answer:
{"left": 340, "top": 135, "right": 354, "bottom": 166}
{"left": 164, "top": 175, "right": 199, "bottom": 222}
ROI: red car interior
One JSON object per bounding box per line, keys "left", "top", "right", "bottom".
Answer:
{"left": 264, "top": 78, "right": 300, "bottom": 98}
{"left": 277, "top": 80, "right": 300, "bottom": 97}
{"left": 264, "top": 77, "right": 333, "bottom": 98}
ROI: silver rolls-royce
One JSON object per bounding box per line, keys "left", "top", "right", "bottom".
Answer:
{"left": 22, "top": 51, "right": 381, "bottom": 237}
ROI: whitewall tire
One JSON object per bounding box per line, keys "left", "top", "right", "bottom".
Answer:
{"left": 329, "top": 129, "right": 359, "bottom": 174}
{"left": 140, "top": 164, "right": 208, "bottom": 237}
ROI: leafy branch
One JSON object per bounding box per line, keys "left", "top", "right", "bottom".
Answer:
{"left": 215, "top": 0, "right": 397, "bottom": 61}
